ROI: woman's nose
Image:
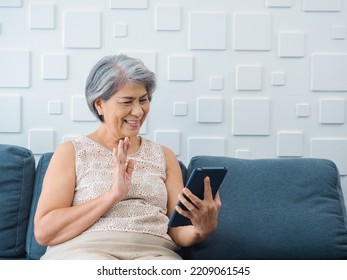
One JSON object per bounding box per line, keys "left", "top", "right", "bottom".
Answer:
{"left": 131, "top": 102, "right": 144, "bottom": 117}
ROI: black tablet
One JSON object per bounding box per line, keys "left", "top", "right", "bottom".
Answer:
{"left": 168, "top": 166, "right": 227, "bottom": 227}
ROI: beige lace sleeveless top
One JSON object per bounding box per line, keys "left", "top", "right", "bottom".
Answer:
{"left": 71, "top": 136, "right": 171, "bottom": 240}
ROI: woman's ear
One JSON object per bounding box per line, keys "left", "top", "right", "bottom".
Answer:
{"left": 94, "top": 98, "right": 103, "bottom": 116}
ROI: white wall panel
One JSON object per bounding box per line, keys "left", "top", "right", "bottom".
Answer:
{"left": 232, "top": 98, "right": 271, "bottom": 136}
{"left": 278, "top": 32, "right": 305, "bottom": 58}
{"left": 277, "top": 131, "right": 304, "bottom": 157}
{"left": 155, "top": 5, "right": 181, "bottom": 31}
{"left": 209, "top": 76, "right": 224, "bottom": 91}
{"left": 29, "top": 3, "right": 55, "bottom": 29}
{"left": 155, "top": 130, "right": 181, "bottom": 155}
{"left": 168, "top": 55, "right": 193, "bottom": 81}
{"left": 0, "top": 50, "right": 30, "bottom": 87}
{"left": 233, "top": 13, "right": 272, "bottom": 51}
{"left": 188, "top": 137, "right": 225, "bottom": 161}
{"left": 296, "top": 103, "right": 311, "bottom": 118}
{"left": 235, "top": 149, "right": 251, "bottom": 159}
{"left": 0, "top": 95, "right": 21, "bottom": 132}
{"left": 48, "top": 100, "right": 62, "bottom": 115}
{"left": 0, "top": 0, "right": 21, "bottom": 7}
{"left": 110, "top": 0, "right": 148, "bottom": 9}
{"left": 71, "top": 95, "right": 96, "bottom": 122}
{"left": 113, "top": 23, "right": 128, "bottom": 37}
{"left": 303, "top": 0, "right": 342, "bottom": 12}
{"left": 311, "top": 54, "right": 347, "bottom": 91}
{"left": 319, "top": 98, "right": 345, "bottom": 124}
{"left": 197, "top": 97, "right": 223, "bottom": 123}
{"left": 28, "top": 129, "right": 55, "bottom": 154}
{"left": 271, "top": 72, "right": 286, "bottom": 86}
{"left": 311, "top": 138, "right": 347, "bottom": 175}
{"left": 42, "top": 54, "right": 68, "bottom": 80}
{"left": 63, "top": 10, "right": 101, "bottom": 49}
{"left": 236, "top": 65, "right": 263, "bottom": 91}
{"left": 173, "top": 102, "right": 188, "bottom": 116}
{"left": 331, "top": 25, "right": 346, "bottom": 40}
{"left": 266, "top": 0, "right": 292, "bottom": 8}
{"left": 189, "top": 12, "right": 226, "bottom": 50}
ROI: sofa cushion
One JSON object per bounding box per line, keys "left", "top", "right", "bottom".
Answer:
{"left": 182, "top": 156, "right": 347, "bottom": 260}
{"left": 26, "top": 152, "right": 53, "bottom": 259}
{"left": 0, "top": 144, "right": 35, "bottom": 259}
{"left": 178, "top": 160, "right": 187, "bottom": 183}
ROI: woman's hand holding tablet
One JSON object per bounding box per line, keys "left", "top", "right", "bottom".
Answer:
{"left": 168, "top": 167, "right": 227, "bottom": 227}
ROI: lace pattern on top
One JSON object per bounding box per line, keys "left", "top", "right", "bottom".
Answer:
{"left": 71, "top": 136, "right": 171, "bottom": 240}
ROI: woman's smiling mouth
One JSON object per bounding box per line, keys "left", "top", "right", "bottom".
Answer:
{"left": 124, "top": 119, "right": 141, "bottom": 128}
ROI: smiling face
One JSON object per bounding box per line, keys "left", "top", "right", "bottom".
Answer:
{"left": 95, "top": 83, "right": 150, "bottom": 140}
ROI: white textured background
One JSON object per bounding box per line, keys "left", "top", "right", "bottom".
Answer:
{"left": 0, "top": 0, "right": 347, "bottom": 205}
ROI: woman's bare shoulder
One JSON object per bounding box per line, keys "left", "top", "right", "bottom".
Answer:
{"left": 49, "top": 140, "right": 75, "bottom": 167}
{"left": 161, "top": 145, "right": 177, "bottom": 166}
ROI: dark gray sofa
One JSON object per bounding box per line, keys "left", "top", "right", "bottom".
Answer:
{"left": 1, "top": 144, "right": 347, "bottom": 260}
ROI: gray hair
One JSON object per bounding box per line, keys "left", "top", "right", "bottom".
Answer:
{"left": 85, "top": 54, "right": 156, "bottom": 122}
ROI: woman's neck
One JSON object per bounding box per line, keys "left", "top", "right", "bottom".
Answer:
{"left": 88, "top": 127, "right": 141, "bottom": 154}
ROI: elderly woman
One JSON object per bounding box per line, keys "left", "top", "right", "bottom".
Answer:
{"left": 34, "top": 54, "right": 221, "bottom": 260}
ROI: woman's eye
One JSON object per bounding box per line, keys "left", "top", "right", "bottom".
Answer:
{"left": 120, "top": 97, "right": 148, "bottom": 105}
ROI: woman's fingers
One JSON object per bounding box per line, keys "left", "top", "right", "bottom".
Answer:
{"left": 111, "top": 138, "right": 134, "bottom": 199}
{"left": 122, "top": 137, "right": 130, "bottom": 154}
{"left": 175, "top": 177, "right": 221, "bottom": 235}
{"left": 113, "top": 137, "right": 132, "bottom": 164}
{"left": 126, "top": 159, "right": 135, "bottom": 176}
{"left": 180, "top": 176, "right": 212, "bottom": 210}
{"left": 203, "top": 177, "right": 213, "bottom": 201}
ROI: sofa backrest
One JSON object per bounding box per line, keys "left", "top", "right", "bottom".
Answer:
{"left": 0, "top": 144, "right": 35, "bottom": 259}
{"left": 25, "top": 152, "right": 53, "bottom": 260}
{"left": 181, "top": 155, "right": 347, "bottom": 260}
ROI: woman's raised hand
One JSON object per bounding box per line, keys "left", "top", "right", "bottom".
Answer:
{"left": 110, "top": 137, "right": 134, "bottom": 200}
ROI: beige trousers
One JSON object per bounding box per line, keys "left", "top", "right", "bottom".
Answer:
{"left": 41, "top": 231, "right": 182, "bottom": 260}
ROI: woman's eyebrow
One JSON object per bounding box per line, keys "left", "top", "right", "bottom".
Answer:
{"left": 118, "top": 93, "right": 148, "bottom": 100}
